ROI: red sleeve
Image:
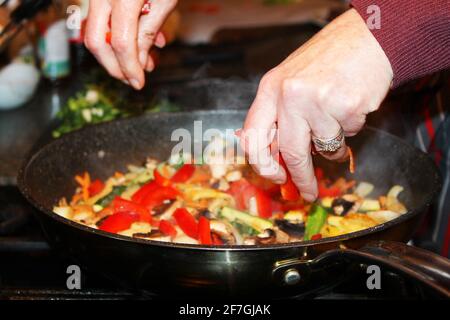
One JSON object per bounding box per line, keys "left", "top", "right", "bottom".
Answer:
{"left": 351, "top": 0, "right": 450, "bottom": 87}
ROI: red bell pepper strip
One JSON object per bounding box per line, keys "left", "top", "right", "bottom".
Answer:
{"left": 278, "top": 155, "right": 300, "bottom": 201}
{"left": 228, "top": 179, "right": 276, "bottom": 218}
{"left": 159, "top": 219, "right": 177, "bottom": 238}
{"left": 140, "top": 186, "right": 179, "bottom": 211}
{"left": 315, "top": 167, "right": 324, "bottom": 181}
{"left": 198, "top": 216, "right": 212, "bottom": 245}
{"left": 211, "top": 233, "right": 223, "bottom": 245}
{"left": 228, "top": 179, "right": 254, "bottom": 211}
{"left": 311, "top": 233, "right": 323, "bottom": 241}
{"left": 171, "top": 164, "right": 195, "bottom": 183}
{"left": 131, "top": 181, "right": 159, "bottom": 204}
{"left": 318, "top": 184, "right": 341, "bottom": 198}
{"left": 173, "top": 208, "right": 198, "bottom": 239}
{"left": 88, "top": 179, "right": 105, "bottom": 197}
{"left": 99, "top": 211, "right": 138, "bottom": 233}
{"left": 254, "top": 188, "right": 273, "bottom": 218}
{"left": 112, "top": 197, "right": 152, "bottom": 223}
{"left": 154, "top": 169, "right": 172, "bottom": 187}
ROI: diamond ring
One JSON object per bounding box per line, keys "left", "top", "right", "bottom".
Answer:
{"left": 312, "top": 128, "right": 345, "bottom": 153}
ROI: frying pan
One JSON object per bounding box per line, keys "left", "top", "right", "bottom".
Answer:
{"left": 18, "top": 110, "right": 450, "bottom": 298}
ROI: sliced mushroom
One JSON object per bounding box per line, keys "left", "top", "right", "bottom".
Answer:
{"left": 152, "top": 200, "right": 175, "bottom": 216}
{"left": 243, "top": 237, "right": 257, "bottom": 245}
{"left": 331, "top": 198, "right": 354, "bottom": 216}
{"left": 210, "top": 220, "right": 237, "bottom": 244}
{"left": 198, "top": 209, "right": 216, "bottom": 220}
{"left": 256, "top": 229, "right": 276, "bottom": 245}
{"left": 159, "top": 200, "right": 182, "bottom": 220}
{"left": 274, "top": 219, "right": 305, "bottom": 238}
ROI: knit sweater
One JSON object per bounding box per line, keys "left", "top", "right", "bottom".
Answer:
{"left": 351, "top": 0, "right": 450, "bottom": 87}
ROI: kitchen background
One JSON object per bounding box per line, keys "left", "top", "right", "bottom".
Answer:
{"left": 0, "top": 0, "right": 448, "bottom": 299}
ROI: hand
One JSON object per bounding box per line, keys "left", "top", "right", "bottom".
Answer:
{"left": 84, "top": 0, "right": 177, "bottom": 90}
{"left": 241, "top": 9, "right": 393, "bottom": 202}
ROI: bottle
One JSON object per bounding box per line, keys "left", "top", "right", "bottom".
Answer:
{"left": 35, "top": 2, "right": 70, "bottom": 81}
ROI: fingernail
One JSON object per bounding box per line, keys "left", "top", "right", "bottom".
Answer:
{"left": 301, "top": 192, "right": 316, "bottom": 203}
{"left": 139, "top": 50, "right": 148, "bottom": 68}
{"left": 121, "top": 79, "right": 129, "bottom": 85}
{"left": 130, "top": 79, "right": 141, "bottom": 89}
{"left": 155, "top": 32, "right": 166, "bottom": 48}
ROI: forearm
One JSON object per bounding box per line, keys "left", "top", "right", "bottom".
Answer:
{"left": 351, "top": 0, "right": 450, "bottom": 87}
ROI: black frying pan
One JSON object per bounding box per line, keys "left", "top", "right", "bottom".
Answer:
{"left": 18, "top": 110, "right": 450, "bottom": 298}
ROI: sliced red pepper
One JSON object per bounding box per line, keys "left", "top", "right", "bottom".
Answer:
{"left": 318, "top": 184, "right": 341, "bottom": 198}
{"left": 278, "top": 155, "right": 300, "bottom": 201}
{"left": 99, "top": 211, "right": 138, "bottom": 233}
{"left": 112, "top": 197, "right": 152, "bottom": 223}
{"left": 171, "top": 164, "right": 195, "bottom": 183}
{"left": 228, "top": 179, "right": 254, "bottom": 211}
{"left": 254, "top": 188, "right": 273, "bottom": 218}
{"left": 315, "top": 167, "right": 324, "bottom": 181}
{"left": 311, "top": 233, "right": 323, "bottom": 241}
{"left": 88, "top": 179, "right": 105, "bottom": 197}
{"left": 211, "top": 233, "right": 223, "bottom": 245}
{"left": 154, "top": 169, "right": 172, "bottom": 187}
{"left": 131, "top": 181, "right": 159, "bottom": 204}
{"left": 159, "top": 219, "right": 177, "bottom": 238}
{"left": 173, "top": 208, "right": 198, "bottom": 239}
{"left": 198, "top": 216, "right": 212, "bottom": 245}
{"left": 140, "top": 186, "right": 179, "bottom": 211}
{"left": 228, "top": 179, "right": 275, "bottom": 218}
{"left": 271, "top": 199, "right": 284, "bottom": 213}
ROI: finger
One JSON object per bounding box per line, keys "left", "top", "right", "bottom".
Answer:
{"left": 308, "top": 108, "right": 348, "bottom": 161}
{"left": 138, "top": 0, "right": 177, "bottom": 67}
{"left": 241, "top": 78, "right": 285, "bottom": 184}
{"left": 110, "top": 0, "right": 146, "bottom": 89}
{"left": 84, "top": 1, "right": 125, "bottom": 80}
{"left": 278, "top": 108, "right": 318, "bottom": 202}
{"left": 145, "top": 50, "right": 159, "bottom": 72}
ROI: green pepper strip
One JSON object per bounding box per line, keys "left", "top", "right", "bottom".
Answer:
{"left": 304, "top": 204, "right": 328, "bottom": 240}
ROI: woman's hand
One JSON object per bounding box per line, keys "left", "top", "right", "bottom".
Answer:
{"left": 84, "top": 0, "right": 177, "bottom": 90}
{"left": 241, "top": 8, "right": 393, "bottom": 202}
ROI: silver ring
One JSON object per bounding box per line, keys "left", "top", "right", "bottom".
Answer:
{"left": 312, "top": 127, "right": 345, "bottom": 153}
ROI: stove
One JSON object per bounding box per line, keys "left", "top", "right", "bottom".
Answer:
{"left": 0, "top": 186, "right": 440, "bottom": 300}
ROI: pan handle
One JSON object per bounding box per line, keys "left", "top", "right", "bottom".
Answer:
{"left": 275, "top": 241, "right": 450, "bottom": 297}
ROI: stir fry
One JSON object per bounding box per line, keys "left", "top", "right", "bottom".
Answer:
{"left": 54, "top": 151, "right": 407, "bottom": 245}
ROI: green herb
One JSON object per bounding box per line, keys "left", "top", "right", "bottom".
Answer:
{"left": 52, "top": 84, "right": 180, "bottom": 138}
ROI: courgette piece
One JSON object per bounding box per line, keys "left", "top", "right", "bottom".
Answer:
{"left": 304, "top": 204, "right": 328, "bottom": 240}
{"left": 321, "top": 197, "right": 334, "bottom": 208}
{"left": 359, "top": 199, "right": 381, "bottom": 212}
{"left": 95, "top": 185, "right": 126, "bottom": 207}
{"left": 221, "top": 207, "right": 273, "bottom": 233}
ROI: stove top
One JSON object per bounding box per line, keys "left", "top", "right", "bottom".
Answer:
{"left": 0, "top": 186, "right": 439, "bottom": 300}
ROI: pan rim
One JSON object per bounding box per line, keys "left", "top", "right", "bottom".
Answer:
{"left": 17, "top": 110, "right": 442, "bottom": 252}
